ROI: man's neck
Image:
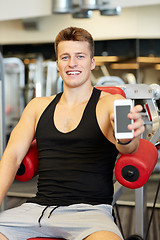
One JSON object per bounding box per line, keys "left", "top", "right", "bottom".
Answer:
{"left": 61, "top": 84, "right": 93, "bottom": 106}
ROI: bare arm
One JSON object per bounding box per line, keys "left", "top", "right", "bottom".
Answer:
{"left": 0, "top": 98, "right": 38, "bottom": 206}
{"left": 98, "top": 92, "right": 145, "bottom": 154}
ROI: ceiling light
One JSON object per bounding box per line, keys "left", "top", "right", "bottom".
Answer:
{"left": 52, "top": 0, "right": 72, "bottom": 14}
{"left": 100, "top": 6, "right": 121, "bottom": 16}
{"left": 81, "top": 0, "right": 98, "bottom": 10}
{"left": 72, "top": 10, "right": 92, "bottom": 18}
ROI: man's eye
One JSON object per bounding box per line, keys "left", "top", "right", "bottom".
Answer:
{"left": 78, "top": 55, "right": 84, "bottom": 59}
{"left": 62, "top": 56, "right": 68, "bottom": 60}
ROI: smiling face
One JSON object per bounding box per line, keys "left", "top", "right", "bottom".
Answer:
{"left": 56, "top": 40, "right": 95, "bottom": 89}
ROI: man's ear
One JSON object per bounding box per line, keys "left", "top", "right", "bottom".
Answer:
{"left": 91, "top": 58, "right": 95, "bottom": 70}
{"left": 56, "top": 60, "right": 59, "bottom": 71}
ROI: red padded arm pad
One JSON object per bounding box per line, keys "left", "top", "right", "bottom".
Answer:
{"left": 15, "top": 139, "right": 38, "bottom": 182}
{"left": 115, "top": 139, "right": 158, "bottom": 189}
{"left": 96, "top": 86, "right": 126, "bottom": 98}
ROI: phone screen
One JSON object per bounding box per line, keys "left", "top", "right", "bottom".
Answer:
{"left": 116, "top": 105, "right": 132, "bottom": 133}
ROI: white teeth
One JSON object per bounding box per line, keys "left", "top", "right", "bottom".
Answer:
{"left": 67, "top": 71, "right": 80, "bottom": 75}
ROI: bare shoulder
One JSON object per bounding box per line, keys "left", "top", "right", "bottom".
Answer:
{"left": 27, "top": 95, "right": 55, "bottom": 111}
{"left": 98, "top": 91, "right": 124, "bottom": 110}
{"left": 100, "top": 90, "right": 124, "bottom": 99}
{"left": 26, "top": 95, "right": 56, "bottom": 121}
{"left": 28, "top": 95, "right": 55, "bottom": 107}
{"left": 20, "top": 95, "right": 56, "bottom": 126}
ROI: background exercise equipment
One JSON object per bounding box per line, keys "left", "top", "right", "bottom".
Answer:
{"left": 16, "top": 139, "right": 38, "bottom": 182}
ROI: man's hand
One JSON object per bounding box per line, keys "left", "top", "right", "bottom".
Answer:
{"left": 127, "top": 105, "right": 145, "bottom": 138}
{"left": 110, "top": 104, "right": 145, "bottom": 154}
{"left": 111, "top": 104, "right": 145, "bottom": 138}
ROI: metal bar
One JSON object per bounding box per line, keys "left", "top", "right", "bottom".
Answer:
{"left": 113, "top": 181, "right": 126, "bottom": 206}
{"left": 135, "top": 186, "right": 147, "bottom": 238}
{"left": 3, "top": 57, "right": 25, "bottom": 115}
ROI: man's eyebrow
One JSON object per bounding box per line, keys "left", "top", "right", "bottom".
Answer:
{"left": 59, "top": 52, "right": 87, "bottom": 57}
{"left": 76, "top": 52, "right": 87, "bottom": 55}
{"left": 59, "top": 53, "right": 69, "bottom": 57}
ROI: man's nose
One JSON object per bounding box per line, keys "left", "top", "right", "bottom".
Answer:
{"left": 68, "top": 57, "right": 77, "bottom": 67}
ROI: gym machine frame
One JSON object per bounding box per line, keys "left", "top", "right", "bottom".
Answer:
{"left": 97, "top": 83, "right": 160, "bottom": 239}
{"left": 120, "top": 83, "right": 160, "bottom": 239}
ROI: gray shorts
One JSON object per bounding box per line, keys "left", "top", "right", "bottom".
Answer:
{"left": 0, "top": 203, "right": 123, "bottom": 240}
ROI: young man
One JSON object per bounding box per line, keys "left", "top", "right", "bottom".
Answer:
{"left": 0, "top": 27, "right": 144, "bottom": 240}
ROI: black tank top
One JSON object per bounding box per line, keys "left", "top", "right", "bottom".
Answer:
{"left": 28, "top": 88, "right": 119, "bottom": 206}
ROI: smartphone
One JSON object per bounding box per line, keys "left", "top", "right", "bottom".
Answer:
{"left": 114, "top": 99, "right": 134, "bottom": 139}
